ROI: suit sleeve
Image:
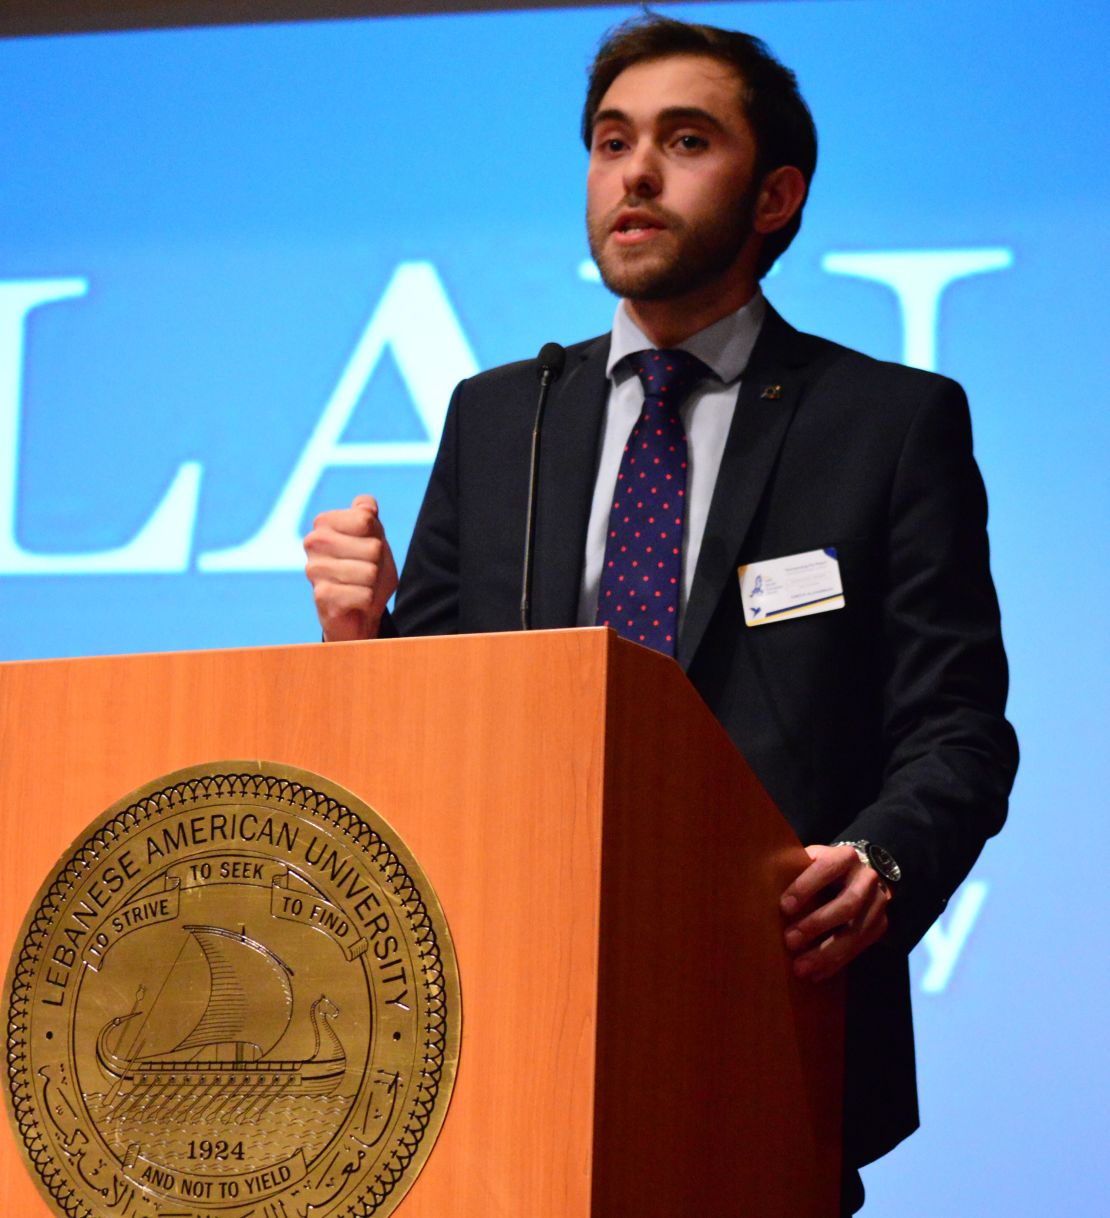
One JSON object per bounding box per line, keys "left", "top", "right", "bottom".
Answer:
{"left": 836, "top": 377, "right": 1018, "bottom": 951}
{"left": 387, "top": 380, "right": 464, "bottom": 637}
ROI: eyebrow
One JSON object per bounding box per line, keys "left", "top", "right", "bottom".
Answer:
{"left": 592, "top": 105, "right": 729, "bottom": 135}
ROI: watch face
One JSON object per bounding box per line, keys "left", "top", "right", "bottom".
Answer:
{"left": 867, "top": 843, "right": 902, "bottom": 883}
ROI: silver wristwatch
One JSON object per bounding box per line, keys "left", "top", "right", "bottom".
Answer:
{"left": 832, "top": 839, "right": 902, "bottom": 886}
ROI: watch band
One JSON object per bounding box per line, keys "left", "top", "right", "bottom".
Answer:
{"left": 832, "top": 839, "right": 902, "bottom": 885}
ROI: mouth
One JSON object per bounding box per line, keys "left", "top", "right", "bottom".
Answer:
{"left": 611, "top": 210, "right": 666, "bottom": 245}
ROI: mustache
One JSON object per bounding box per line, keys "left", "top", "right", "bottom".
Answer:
{"left": 605, "top": 199, "right": 684, "bottom": 230}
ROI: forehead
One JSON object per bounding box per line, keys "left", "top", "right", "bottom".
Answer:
{"left": 596, "top": 53, "right": 748, "bottom": 125}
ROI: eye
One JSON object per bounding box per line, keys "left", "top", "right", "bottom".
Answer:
{"left": 594, "top": 135, "right": 627, "bottom": 155}
{"left": 675, "top": 133, "right": 709, "bottom": 152}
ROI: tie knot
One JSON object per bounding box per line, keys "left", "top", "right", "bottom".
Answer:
{"left": 627, "top": 348, "right": 712, "bottom": 405}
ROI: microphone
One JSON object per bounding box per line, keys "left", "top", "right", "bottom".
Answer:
{"left": 521, "top": 342, "right": 567, "bottom": 631}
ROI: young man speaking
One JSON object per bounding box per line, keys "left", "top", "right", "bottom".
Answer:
{"left": 304, "top": 14, "right": 1017, "bottom": 1213}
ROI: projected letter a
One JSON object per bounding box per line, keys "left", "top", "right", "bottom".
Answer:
{"left": 199, "top": 262, "right": 478, "bottom": 572}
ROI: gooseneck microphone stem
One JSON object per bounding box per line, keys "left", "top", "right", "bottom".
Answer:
{"left": 521, "top": 342, "right": 567, "bottom": 631}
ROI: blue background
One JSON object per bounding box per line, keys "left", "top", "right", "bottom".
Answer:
{"left": 2, "top": 2, "right": 1107, "bottom": 1211}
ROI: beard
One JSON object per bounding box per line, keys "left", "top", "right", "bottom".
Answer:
{"left": 586, "top": 187, "right": 757, "bottom": 303}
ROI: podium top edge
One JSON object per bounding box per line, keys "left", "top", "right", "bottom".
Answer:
{"left": 0, "top": 626, "right": 638, "bottom": 671}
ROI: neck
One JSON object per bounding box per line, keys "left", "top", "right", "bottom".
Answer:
{"left": 624, "top": 277, "right": 759, "bottom": 348}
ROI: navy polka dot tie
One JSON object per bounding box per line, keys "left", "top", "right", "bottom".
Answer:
{"left": 595, "top": 349, "right": 712, "bottom": 655}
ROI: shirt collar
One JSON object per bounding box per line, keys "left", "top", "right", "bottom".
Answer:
{"left": 606, "top": 290, "right": 767, "bottom": 385}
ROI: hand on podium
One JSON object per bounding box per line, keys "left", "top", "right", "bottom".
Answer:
{"left": 779, "top": 844, "right": 893, "bottom": 983}
{"left": 304, "top": 494, "right": 398, "bottom": 641}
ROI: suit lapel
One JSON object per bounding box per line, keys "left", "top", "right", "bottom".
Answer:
{"left": 531, "top": 336, "right": 610, "bottom": 629}
{"left": 677, "top": 306, "right": 814, "bottom": 669}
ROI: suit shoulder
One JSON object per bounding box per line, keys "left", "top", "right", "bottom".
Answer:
{"left": 793, "top": 327, "right": 967, "bottom": 405}
{"left": 456, "top": 334, "right": 608, "bottom": 396}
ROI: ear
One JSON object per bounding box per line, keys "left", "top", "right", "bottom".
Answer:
{"left": 752, "top": 165, "right": 808, "bottom": 235}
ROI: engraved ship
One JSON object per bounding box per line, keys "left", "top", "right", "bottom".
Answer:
{"left": 96, "top": 925, "right": 345, "bottom": 1098}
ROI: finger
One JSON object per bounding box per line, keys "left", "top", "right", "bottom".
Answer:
{"left": 793, "top": 888, "right": 891, "bottom": 981}
{"left": 309, "top": 505, "right": 383, "bottom": 540}
{"left": 780, "top": 845, "right": 856, "bottom": 916}
{"left": 794, "top": 903, "right": 890, "bottom": 982}
{"left": 351, "top": 495, "right": 388, "bottom": 539}
{"left": 794, "top": 933, "right": 853, "bottom": 982}
{"left": 854, "top": 884, "right": 891, "bottom": 944}
{"left": 305, "top": 556, "right": 383, "bottom": 591}
{"left": 784, "top": 866, "right": 880, "bottom": 950}
{"left": 304, "top": 526, "right": 387, "bottom": 563}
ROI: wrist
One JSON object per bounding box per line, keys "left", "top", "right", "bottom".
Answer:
{"left": 831, "top": 839, "right": 902, "bottom": 890}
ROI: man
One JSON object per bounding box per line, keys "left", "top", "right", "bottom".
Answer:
{"left": 304, "top": 14, "right": 1017, "bottom": 1213}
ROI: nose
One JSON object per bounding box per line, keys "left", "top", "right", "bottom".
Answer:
{"left": 622, "top": 139, "right": 662, "bottom": 200}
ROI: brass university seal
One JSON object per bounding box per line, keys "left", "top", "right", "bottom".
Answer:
{"left": 4, "top": 762, "right": 461, "bottom": 1218}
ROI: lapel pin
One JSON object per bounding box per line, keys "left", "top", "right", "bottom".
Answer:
{"left": 760, "top": 383, "right": 783, "bottom": 400}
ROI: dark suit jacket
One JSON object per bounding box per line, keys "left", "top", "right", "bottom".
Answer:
{"left": 390, "top": 304, "right": 1018, "bottom": 1166}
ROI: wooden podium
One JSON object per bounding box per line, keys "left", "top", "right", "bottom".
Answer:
{"left": 0, "top": 628, "right": 842, "bottom": 1217}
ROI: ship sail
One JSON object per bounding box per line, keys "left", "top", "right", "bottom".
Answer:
{"left": 171, "top": 926, "right": 293, "bottom": 1060}
{"left": 96, "top": 925, "right": 346, "bottom": 1112}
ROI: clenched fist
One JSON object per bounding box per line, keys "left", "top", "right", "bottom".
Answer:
{"left": 303, "top": 495, "right": 398, "bottom": 641}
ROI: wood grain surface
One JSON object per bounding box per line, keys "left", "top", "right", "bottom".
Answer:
{"left": 0, "top": 628, "right": 840, "bottom": 1217}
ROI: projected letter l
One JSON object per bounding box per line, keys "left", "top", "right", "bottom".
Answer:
{"left": 0, "top": 279, "right": 202, "bottom": 575}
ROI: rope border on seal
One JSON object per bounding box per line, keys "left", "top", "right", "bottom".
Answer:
{"left": 6, "top": 771, "right": 452, "bottom": 1218}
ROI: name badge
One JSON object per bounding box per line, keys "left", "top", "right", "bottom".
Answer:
{"left": 738, "top": 547, "right": 845, "bottom": 626}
